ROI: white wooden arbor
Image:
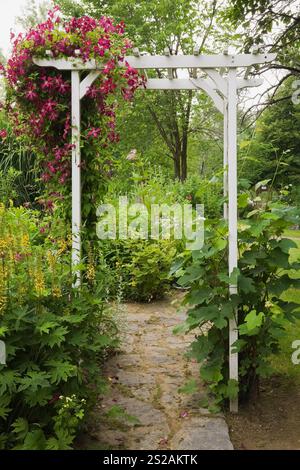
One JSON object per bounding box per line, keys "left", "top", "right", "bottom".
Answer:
{"left": 34, "top": 51, "right": 276, "bottom": 412}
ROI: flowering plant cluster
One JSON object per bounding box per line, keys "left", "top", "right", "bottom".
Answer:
{"left": 0, "top": 6, "right": 143, "bottom": 210}
{"left": 0, "top": 204, "right": 118, "bottom": 449}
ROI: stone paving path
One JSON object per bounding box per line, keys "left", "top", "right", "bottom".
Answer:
{"left": 88, "top": 295, "right": 233, "bottom": 450}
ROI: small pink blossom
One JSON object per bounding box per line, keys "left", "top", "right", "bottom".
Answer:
{"left": 15, "top": 253, "right": 23, "bottom": 262}
{"left": 87, "top": 127, "right": 101, "bottom": 138}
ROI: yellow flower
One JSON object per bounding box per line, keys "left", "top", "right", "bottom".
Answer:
{"left": 0, "top": 239, "right": 8, "bottom": 250}
{"left": 52, "top": 286, "right": 62, "bottom": 298}
{"left": 47, "top": 250, "right": 57, "bottom": 271}
{"left": 86, "top": 264, "right": 96, "bottom": 281}
{"left": 57, "top": 239, "right": 68, "bottom": 255}
{"left": 21, "top": 233, "right": 30, "bottom": 252}
{"left": 0, "top": 265, "right": 8, "bottom": 314}
{"left": 0, "top": 293, "right": 7, "bottom": 314}
{"left": 86, "top": 246, "right": 96, "bottom": 282}
{"left": 18, "top": 285, "right": 27, "bottom": 298}
{"left": 33, "top": 268, "right": 45, "bottom": 295}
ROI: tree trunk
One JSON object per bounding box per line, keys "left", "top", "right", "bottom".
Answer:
{"left": 180, "top": 147, "right": 187, "bottom": 181}
{"left": 179, "top": 90, "right": 192, "bottom": 181}
{"left": 173, "top": 151, "right": 181, "bottom": 180}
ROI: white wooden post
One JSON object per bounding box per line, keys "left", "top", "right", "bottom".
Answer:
{"left": 227, "top": 68, "right": 238, "bottom": 412}
{"left": 223, "top": 99, "right": 228, "bottom": 219}
{"left": 71, "top": 70, "right": 81, "bottom": 287}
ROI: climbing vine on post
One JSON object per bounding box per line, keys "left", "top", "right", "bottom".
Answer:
{"left": 173, "top": 199, "right": 300, "bottom": 409}
{"left": 1, "top": 6, "right": 143, "bottom": 223}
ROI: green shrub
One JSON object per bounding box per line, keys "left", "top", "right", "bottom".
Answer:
{"left": 0, "top": 168, "right": 22, "bottom": 206}
{"left": 0, "top": 205, "right": 118, "bottom": 449}
{"left": 98, "top": 172, "right": 222, "bottom": 303}
{"left": 0, "top": 113, "right": 39, "bottom": 206}
{"left": 100, "top": 238, "right": 177, "bottom": 302}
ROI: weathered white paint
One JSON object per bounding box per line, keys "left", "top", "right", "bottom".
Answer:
{"left": 145, "top": 77, "right": 262, "bottom": 91}
{"left": 33, "top": 53, "right": 276, "bottom": 70}
{"left": 0, "top": 340, "right": 6, "bottom": 365}
{"left": 223, "top": 99, "right": 228, "bottom": 220}
{"left": 80, "top": 70, "right": 101, "bottom": 99}
{"left": 71, "top": 70, "right": 81, "bottom": 287}
{"left": 177, "top": 78, "right": 224, "bottom": 113}
{"left": 206, "top": 69, "right": 227, "bottom": 97}
{"left": 227, "top": 68, "right": 239, "bottom": 413}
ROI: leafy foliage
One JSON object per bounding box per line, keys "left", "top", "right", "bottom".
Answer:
{"left": 57, "top": 0, "right": 233, "bottom": 180}
{"left": 173, "top": 197, "right": 300, "bottom": 408}
{"left": 0, "top": 204, "right": 118, "bottom": 449}
{"left": 239, "top": 78, "right": 300, "bottom": 195}
{"left": 101, "top": 238, "right": 177, "bottom": 302}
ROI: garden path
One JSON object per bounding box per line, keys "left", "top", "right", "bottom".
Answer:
{"left": 85, "top": 294, "right": 233, "bottom": 450}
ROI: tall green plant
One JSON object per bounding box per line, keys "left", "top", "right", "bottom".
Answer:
{"left": 0, "top": 205, "right": 118, "bottom": 449}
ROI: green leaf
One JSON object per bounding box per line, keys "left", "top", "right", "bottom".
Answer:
{"left": 61, "top": 313, "right": 88, "bottom": 324}
{"left": 46, "top": 429, "right": 74, "bottom": 450}
{"left": 37, "top": 321, "right": 59, "bottom": 335}
{"left": 0, "top": 370, "right": 20, "bottom": 395}
{"left": 268, "top": 248, "right": 290, "bottom": 269}
{"left": 169, "top": 256, "right": 186, "bottom": 276}
{"left": 46, "top": 360, "right": 77, "bottom": 384}
{"left": 189, "top": 336, "right": 212, "bottom": 362}
{"left": 231, "top": 339, "right": 247, "bottom": 353}
{"left": 0, "top": 395, "right": 12, "bottom": 420}
{"left": 226, "top": 379, "right": 239, "bottom": 400}
{"left": 278, "top": 238, "right": 298, "bottom": 254}
{"left": 23, "top": 387, "right": 53, "bottom": 407}
{"left": 269, "top": 275, "right": 293, "bottom": 296}
{"left": 22, "top": 429, "right": 46, "bottom": 450}
{"left": 0, "top": 326, "right": 9, "bottom": 338}
{"left": 18, "top": 371, "right": 51, "bottom": 393}
{"left": 238, "top": 193, "right": 249, "bottom": 209}
{"left": 255, "top": 179, "right": 271, "bottom": 191}
{"left": 177, "top": 265, "right": 205, "bottom": 286}
{"left": 186, "top": 287, "right": 212, "bottom": 305}
{"left": 218, "top": 267, "right": 240, "bottom": 285}
{"left": 173, "top": 322, "right": 190, "bottom": 335}
{"left": 41, "top": 326, "right": 69, "bottom": 348}
{"left": 201, "top": 363, "right": 223, "bottom": 383}
{"left": 12, "top": 418, "right": 29, "bottom": 440}
{"left": 239, "top": 274, "right": 256, "bottom": 293}
{"left": 239, "top": 310, "right": 264, "bottom": 336}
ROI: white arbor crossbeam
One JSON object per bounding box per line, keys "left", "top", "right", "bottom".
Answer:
{"left": 33, "top": 53, "right": 276, "bottom": 70}
{"left": 33, "top": 52, "right": 276, "bottom": 413}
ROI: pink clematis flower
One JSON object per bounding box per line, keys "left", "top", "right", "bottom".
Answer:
{"left": 87, "top": 127, "right": 101, "bottom": 138}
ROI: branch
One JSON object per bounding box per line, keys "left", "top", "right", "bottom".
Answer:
{"left": 147, "top": 104, "right": 175, "bottom": 157}
{"left": 241, "top": 73, "right": 293, "bottom": 125}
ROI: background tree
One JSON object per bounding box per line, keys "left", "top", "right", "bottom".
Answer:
{"left": 239, "top": 78, "right": 300, "bottom": 201}
{"left": 56, "top": 0, "right": 234, "bottom": 180}
{"left": 16, "top": 0, "right": 52, "bottom": 29}
{"left": 226, "top": 0, "right": 300, "bottom": 108}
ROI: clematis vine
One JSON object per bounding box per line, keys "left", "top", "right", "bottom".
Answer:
{"left": 1, "top": 5, "right": 144, "bottom": 215}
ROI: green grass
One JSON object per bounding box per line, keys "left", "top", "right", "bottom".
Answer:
{"left": 283, "top": 229, "right": 300, "bottom": 239}
{"left": 269, "top": 231, "right": 300, "bottom": 383}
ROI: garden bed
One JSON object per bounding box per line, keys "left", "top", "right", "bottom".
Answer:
{"left": 227, "top": 374, "right": 300, "bottom": 450}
